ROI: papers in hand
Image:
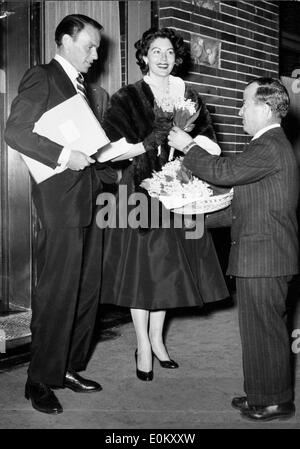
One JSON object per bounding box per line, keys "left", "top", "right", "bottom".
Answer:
{"left": 21, "top": 93, "right": 110, "bottom": 183}
{"left": 95, "top": 133, "right": 221, "bottom": 165}
{"left": 96, "top": 137, "right": 134, "bottom": 163}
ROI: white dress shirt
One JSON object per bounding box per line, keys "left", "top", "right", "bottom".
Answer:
{"left": 54, "top": 54, "right": 82, "bottom": 166}
{"left": 251, "top": 123, "right": 281, "bottom": 141}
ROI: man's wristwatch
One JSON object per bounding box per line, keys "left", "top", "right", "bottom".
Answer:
{"left": 182, "top": 141, "right": 196, "bottom": 155}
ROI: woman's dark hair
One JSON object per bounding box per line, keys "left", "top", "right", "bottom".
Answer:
{"left": 248, "top": 77, "right": 290, "bottom": 119}
{"left": 134, "top": 27, "right": 187, "bottom": 75}
{"left": 55, "top": 14, "right": 103, "bottom": 47}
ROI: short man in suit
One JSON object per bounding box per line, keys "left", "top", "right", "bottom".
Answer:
{"left": 168, "top": 78, "right": 299, "bottom": 421}
{"left": 5, "top": 14, "right": 116, "bottom": 414}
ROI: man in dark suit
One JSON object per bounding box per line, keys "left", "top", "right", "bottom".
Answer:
{"left": 88, "top": 82, "right": 110, "bottom": 124}
{"left": 5, "top": 14, "right": 116, "bottom": 414}
{"left": 168, "top": 78, "right": 299, "bottom": 421}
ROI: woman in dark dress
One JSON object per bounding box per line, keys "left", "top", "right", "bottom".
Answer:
{"left": 99, "top": 28, "right": 229, "bottom": 381}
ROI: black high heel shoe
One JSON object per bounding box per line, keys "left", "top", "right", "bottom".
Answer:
{"left": 153, "top": 353, "right": 179, "bottom": 369}
{"left": 135, "top": 350, "right": 153, "bottom": 381}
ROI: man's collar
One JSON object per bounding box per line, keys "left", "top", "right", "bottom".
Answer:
{"left": 54, "top": 54, "right": 79, "bottom": 82}
{"left": 251, "top": 123, "right": 281, "bottom": 141}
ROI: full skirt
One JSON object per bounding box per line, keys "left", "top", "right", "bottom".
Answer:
{"left": 100, "top": 224, "right": 229, "bottom": 310}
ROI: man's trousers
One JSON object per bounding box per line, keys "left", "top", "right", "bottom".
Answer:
{"left": 236, "top": 276, "right": 293, "bottom": 406}
{"left": 28, "top": 220, "right": 103, "bottom": 386}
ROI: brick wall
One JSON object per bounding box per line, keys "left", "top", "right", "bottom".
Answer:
{"left": 159, "top": 0, "right": 279, "bottom": 154}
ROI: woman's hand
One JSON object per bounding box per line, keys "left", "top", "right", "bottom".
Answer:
{"left": 143, "top": 125, "right": 172, "bottom": 152}
{"left": 168, "top": 126, "right": 194, "bottom": 152}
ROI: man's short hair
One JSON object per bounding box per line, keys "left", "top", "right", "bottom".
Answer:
{"left": 55, "top": 14, "right": 103, "bottom": 47}
{"left": 248, "top": 77, "right": 290, "bottom": 119}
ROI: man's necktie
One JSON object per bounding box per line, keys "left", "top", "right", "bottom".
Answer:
{"left": 76, "top": 73, "right": 88, "bottom": 103}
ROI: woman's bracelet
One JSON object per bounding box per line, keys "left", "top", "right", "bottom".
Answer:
{"left": 182, "top": 141, "right": 196, "bottom": 154}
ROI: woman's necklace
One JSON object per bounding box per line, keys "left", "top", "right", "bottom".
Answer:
{"left": 143, "top": 75, "right": 185, "bottom": 159}
{"left": 144, "top": 75, "right": 171, "bottom": 103}
{"left": 156, "top": 79, "right": 171, "bottom": 101}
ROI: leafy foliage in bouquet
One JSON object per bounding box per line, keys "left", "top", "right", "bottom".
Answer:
{"left": 176, "top": 164, "right": 193, "bottom": 184}
{"left": 141, "top": 157, "right": 213, "bottom": 199}
{"left": 155, "top": 96, "right": 201, "bottom": 160}
{"left": 155, "top": 96, "right": 200, "bottom": 132}
{"left": 140, "top": 157, "right": 233, "bottom": 215}
{"left": 158, "top": 160, "right": 192, "bottom": 189}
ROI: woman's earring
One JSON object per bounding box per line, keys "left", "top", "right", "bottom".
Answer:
{"left": 143, "top": 56, "right": 149, "bottom": 73}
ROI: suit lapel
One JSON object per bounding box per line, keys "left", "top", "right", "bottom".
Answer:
{"left": 47, "top": 59, "right": 77, "bottom": 101}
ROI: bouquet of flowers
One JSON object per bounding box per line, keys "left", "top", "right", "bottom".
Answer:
{"left": 155, "top": 96, "right": 200, "bottom": 160}
{"left": 141, "top": 157, "right": 234, "bottom": 214}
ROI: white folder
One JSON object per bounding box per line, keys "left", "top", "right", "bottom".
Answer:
{"left": 20, "top": 93, "right": 110, "bottom": 183}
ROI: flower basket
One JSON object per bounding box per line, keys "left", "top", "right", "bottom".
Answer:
{"left": 171, "top": 189, "right": 234, "bottom": 215}
{"left": 141, "top": 158, "right": 234, "bottom": 215}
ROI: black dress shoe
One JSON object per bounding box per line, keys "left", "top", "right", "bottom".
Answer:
{"left": 154, "top": 354, "right": 179, "bottom": 369}
{"left": 135, "top": 350, "right": 153, "bottom": 381}
{"left": 231, "top": 396, "right": 249, "bottom": 411}
{"left": 241, "top": 401, "right": 295, "bottom": 421}
{"left": 25, "top": 380, "right": 63, "bottom": 414}
{"left": 64, "top": 370, "right": 102, "bottom": 393}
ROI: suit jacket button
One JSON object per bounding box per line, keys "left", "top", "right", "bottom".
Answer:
{"left": 231, "top": 241, "right": 237, "bottom": 245}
